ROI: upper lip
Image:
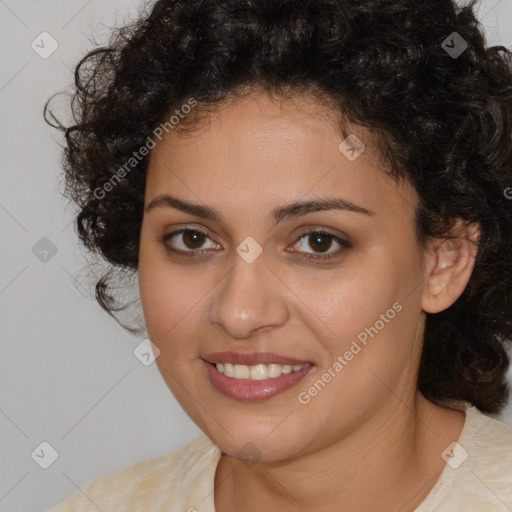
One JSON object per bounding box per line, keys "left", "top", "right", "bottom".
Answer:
{"left": 202, "top": 351, "right": 312, "bottom": 366}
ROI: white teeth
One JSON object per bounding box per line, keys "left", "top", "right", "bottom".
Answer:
{"left": 233, "top": 364, "right": 250, "bottom": 379}
{"left": 267, "top": 364, "right": 282, "bottom": 378}
{"left": 282, "top": 365, "right": 292, "bottom": 374}
{"left": 249, "top": 364, "right": 268, "bottom": 380}
{"left": 215, "top": 362, "right": 307, "bottom": 380}
{"left": 224, "top": 363, "right": 234, "bottom": 377}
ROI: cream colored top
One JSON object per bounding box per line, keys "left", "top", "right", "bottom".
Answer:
{"left": 47, "top": 405, "right": 512, "bottom": 511}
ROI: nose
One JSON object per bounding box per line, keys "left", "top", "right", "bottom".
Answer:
{"left": 208, "top": 253, "right": 290, "bottom": 339}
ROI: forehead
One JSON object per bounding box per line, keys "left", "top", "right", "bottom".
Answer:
{"left": 145, "top": 91, "right": 417, "bottom": 222}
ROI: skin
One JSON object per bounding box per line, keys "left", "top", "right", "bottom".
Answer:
{"left": 138, "top": 89, "right": 479, "bottom": 511}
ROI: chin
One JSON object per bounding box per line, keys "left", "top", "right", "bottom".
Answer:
{"left": 201, "top": 413, "right": 315, "bottom": 463}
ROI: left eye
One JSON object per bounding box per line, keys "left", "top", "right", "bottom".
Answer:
{"left": 289, "top": 230, "right": 352, "bottom": 260}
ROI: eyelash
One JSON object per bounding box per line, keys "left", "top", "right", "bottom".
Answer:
{"left": 159, "top": 228, "right": 352, "bottom": 263}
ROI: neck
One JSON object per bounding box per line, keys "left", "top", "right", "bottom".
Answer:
{"left": 214, "top": 392, "right": 466, "bottom": 512}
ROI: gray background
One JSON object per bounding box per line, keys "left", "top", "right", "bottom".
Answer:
{"left": 0, "top": 0, "right": 511, "bottom": 510}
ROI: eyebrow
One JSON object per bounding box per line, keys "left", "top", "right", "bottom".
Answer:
{"left": 144, "top": 194, "right": 375, "bottom": 225}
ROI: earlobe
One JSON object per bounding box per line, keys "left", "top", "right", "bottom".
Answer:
{"left": 421, "top": 222, "right": 480, "bottom": 314}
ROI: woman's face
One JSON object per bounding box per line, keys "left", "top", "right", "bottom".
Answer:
{"left": 138, "top": 90, "right": 431, "bottom": 461}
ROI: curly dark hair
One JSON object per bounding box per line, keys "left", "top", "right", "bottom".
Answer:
{"left": 45, "top": 0, "right": 512, "bottom": 414}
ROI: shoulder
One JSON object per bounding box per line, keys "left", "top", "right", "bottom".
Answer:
{"left": 46, "top": 435, "right": 220, "bottom": 511}
{"left": 463, "top": 409, "right": 512, "bottom": 500}
{"left": 422, "top": 406, "right": 512, "bottom": 511}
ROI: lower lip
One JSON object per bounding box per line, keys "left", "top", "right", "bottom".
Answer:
{"left": 203, "top": 360, "right": 314, "bottom": 402}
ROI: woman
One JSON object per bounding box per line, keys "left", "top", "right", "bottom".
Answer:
{"left": 46, "top": 0, "right": 512, "bottom": 510}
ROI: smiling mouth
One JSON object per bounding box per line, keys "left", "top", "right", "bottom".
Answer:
{"left": 202, "top": 360, "right": 315, "bottom": 401}
{"left": 212, "top": 362, "right": 311, "bottom": 380}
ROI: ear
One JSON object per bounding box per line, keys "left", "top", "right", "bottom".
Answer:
{"left": 421, "top": 220, "right": 480, "bottom": 314}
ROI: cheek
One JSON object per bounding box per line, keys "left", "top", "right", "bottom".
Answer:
{"left": 140, "top": 277, "right": 198, "bottom": 344}
{"left": 300, "top": 250, "right": 403, "bottom": 340}
{"left": 299, "top": 246, "right": 422, "bottom": 383}
{"left": 139, "top": 243, "right": 181, "bottom": 338}
{"left": 138, "top": 247, "right": 214, "bottom": 359}
{"left": 139, "top": 257, "right": 208, "bottom": 407}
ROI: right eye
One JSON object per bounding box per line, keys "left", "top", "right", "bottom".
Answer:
{"left": 160, "top": 228, "right": 220, "bottom": 256}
